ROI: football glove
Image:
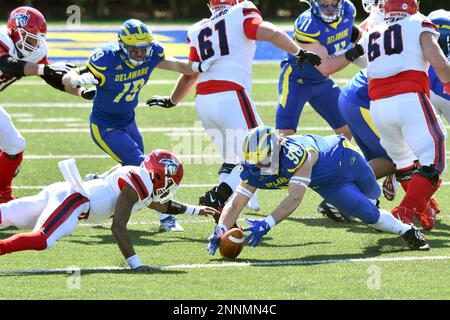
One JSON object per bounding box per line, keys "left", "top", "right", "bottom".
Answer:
{"left": 81, "top": 87, "right": 96, "bottom": 100}
{"left": 146, "top": 95, "right": 176, "bottom": 108}
{"left": 345, "top": 44, "right": 365, "bottom": 62}
{"left": 69, "top": 72, "right": 99, "bottom": 87}
{"left": 295, "top": 49, "right": 322, "bottom": 70}
{"left": 207, "top": 224, "right": 227, "bottom": 255}
{"left": 43, "top": 62, "right": 75, "bottom": 77}
{"left": 243, "top": 218, "right": 271, "bottom": 247}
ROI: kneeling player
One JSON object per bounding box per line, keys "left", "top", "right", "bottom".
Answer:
{"left": 0, "top": 150, "right": 218, "bottom": 270}
{"left": 207, "top": 126, "right": 430, "bottom": 254}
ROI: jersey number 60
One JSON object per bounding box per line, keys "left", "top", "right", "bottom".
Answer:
{"left": 368, "top": 24, "right": 404, "bottom": 62}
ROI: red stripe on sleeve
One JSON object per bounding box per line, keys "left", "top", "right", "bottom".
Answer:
{"left": 243, "top": 17, "right": 263, "bottom": 40}
{"left": 189, "top": 46, "right": 201, "bottom": 62}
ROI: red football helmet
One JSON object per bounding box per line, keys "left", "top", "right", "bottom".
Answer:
{"left": 7, "top": 6, "right": 47, "bottom": 59}
{"left": 208, "top": 0, "right": 245, "bottom": 13}
{"left": 384, "top": 0, "right": 418, "bottom": 18}
{"left": 142, "top": 149, "right": 184, "bottom": 203}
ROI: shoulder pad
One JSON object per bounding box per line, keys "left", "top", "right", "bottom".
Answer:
{"left": 152, "top": 41, "right": 165, "bottom": 59}
{"left": 343, "top": 0, "right": 357, "bottom": 18}
{"left": 294, "top": 12, "right": 321, "bottom": 44}
{"left": 88, "top": 44, "right": 116, "bottom": 69}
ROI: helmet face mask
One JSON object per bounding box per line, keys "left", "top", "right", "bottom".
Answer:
{"left": 142, "top": 150, "right": 183, "bottom": 204}
{"left": 310, "top": 0, "right": 345, "bottom": 23}
{"left": 118, "top": 19, "right": 153, "bottom": 67}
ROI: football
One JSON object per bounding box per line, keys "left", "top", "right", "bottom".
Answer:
{"left": 219, "top": 228, "right": 245, "bottom": 260}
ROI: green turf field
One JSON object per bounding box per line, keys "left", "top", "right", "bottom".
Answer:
{"left": 0, "top": 63, "right": 449, "bottom": 300}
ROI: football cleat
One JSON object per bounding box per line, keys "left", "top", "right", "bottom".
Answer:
{"left": 428, "top": 197, "right": 440, "bottom": 214}
{"left": 391, "top": 206, "right": 415, "bottom": 225}
{"left": 199, "top": 186, "right": 226, "bottom": 211}
{"left": 159, "top": 216, "right": 184, "bottom": 232}
{"left": 317, "top": 200, "right": 352, "bottom": 223}
{"left": 382, "top": 173, "right": 398, "bottom": 201}
{"left": 402, "top": 226, "right": 430, "bottom": 251}
{"left": 417, "top": 206, "right": 436, "bottom": 231}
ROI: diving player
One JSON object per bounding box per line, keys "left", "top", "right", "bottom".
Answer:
{"left": 206, "top": 126, "right": 430, "bottom": 254}
{"left": 62, "top": 19, "right": 216, "bottom": 232}
{"left": 0, "top": 150, "right": 219, "bottom": 270}
{"left": 275, "top": 0, "right": 364, "bottom": 137}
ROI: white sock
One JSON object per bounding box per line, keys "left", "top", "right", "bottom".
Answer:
{"left": 219, "top": 172, "right": 229, "bottom": 184}
{"left": 222, "top": 165, "right": 242, "bottom": 192}
{"left": 369, "top": 209, "right": 411, "bottom": 235}
{"left": 157, "top": 212, "right": 170, "bottom": 221}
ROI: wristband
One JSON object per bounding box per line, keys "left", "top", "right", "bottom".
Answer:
{"left": 185, "top": 205, "right": 201, "bottom": 215}
{"left": 126, "top": 254, "right": 143, "bottom": 269}
{"left": 264, "top": 215, "right": 276, "bottom": 228}
{"left": 37, "top": 64, "right": 45, "bottom": 76}
{"left": 294, "top": 47, "right": 302, "bottom": 56}
{"left": 191, "top": 62, "right": 200, "bottom": 73}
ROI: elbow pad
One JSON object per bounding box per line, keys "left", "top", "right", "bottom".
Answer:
{"left": 0, "top": 55, "right": 26, "bottom": 78}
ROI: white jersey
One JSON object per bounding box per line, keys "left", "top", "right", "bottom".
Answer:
{"left": 362, "top": 14, "right": 440, "bottom": 80}
{"left": 0, "top": 26, "right": 48, "bottom": 92}
{"left": 83, "top": 165, "right": 154, "bottom": 223}
{"left": 187, "top": 1, "right": 262, "bottom": 93}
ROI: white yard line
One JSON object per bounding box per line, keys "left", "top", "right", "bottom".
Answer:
{"left": 1, "top": 255, "right": 449, "bottom": 275}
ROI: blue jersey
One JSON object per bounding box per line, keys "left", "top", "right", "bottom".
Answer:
{"left": 87, "top": 42, "right": 165, "bottom": 128}
{"left": 283, "top": 0, "right": 356, "bottom": 83}
{"left": 430, "top": 61, "right": 450, "bottom": 101}
{"left": 341, "top": 69, "right": 370, "bottom": 109}
{"left": 240, "top": 134, "right": 351, "bottom": 190}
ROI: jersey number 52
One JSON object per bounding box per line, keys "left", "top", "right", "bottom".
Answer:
{"left": 198, "top": 20, "right": 230, "bottom": 60}
{"left": 368, "top": 24, "right": 404, "bottom": 62}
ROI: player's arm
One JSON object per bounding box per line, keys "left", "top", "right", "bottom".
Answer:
{"left": 219, "top": 181, "right": 257, "bottom": 230}
{"left": 156, "top": 55, "right": 216, "bottom": 75}
{"left": 62, "top": 66, "right": 98, "bottom": 100}
{"left": 244, "top": 17, "right": 321, "bottom": 68}
{"left": 148, "top": 200, "right": 220, "bottom": 217}
{"left": 111, "top": 184, "right": 150, "bottom": 271}
{"left": 244, "top": 151, "right": 316, "bottom": 247}
{"left": 147, "top": 44, "right": 202, "bottom": 108}
{"left": 206, "top": 181, "right": 256, "bottom": 255}
{"left": 421, "top": 31, "right": 450, "bottom": 87}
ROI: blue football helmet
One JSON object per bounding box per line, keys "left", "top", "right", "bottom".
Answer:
{"left": 429, "top": 10, "right": 450, "bottom": 57}
{"left": 118, "top": 19, "right": 153, "bottom": 66}
{"left": 243, "top": 126, "right": 281, "bottom": 175}
{"left": 307, "top": 0, "right": 345, "bottom": 23}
